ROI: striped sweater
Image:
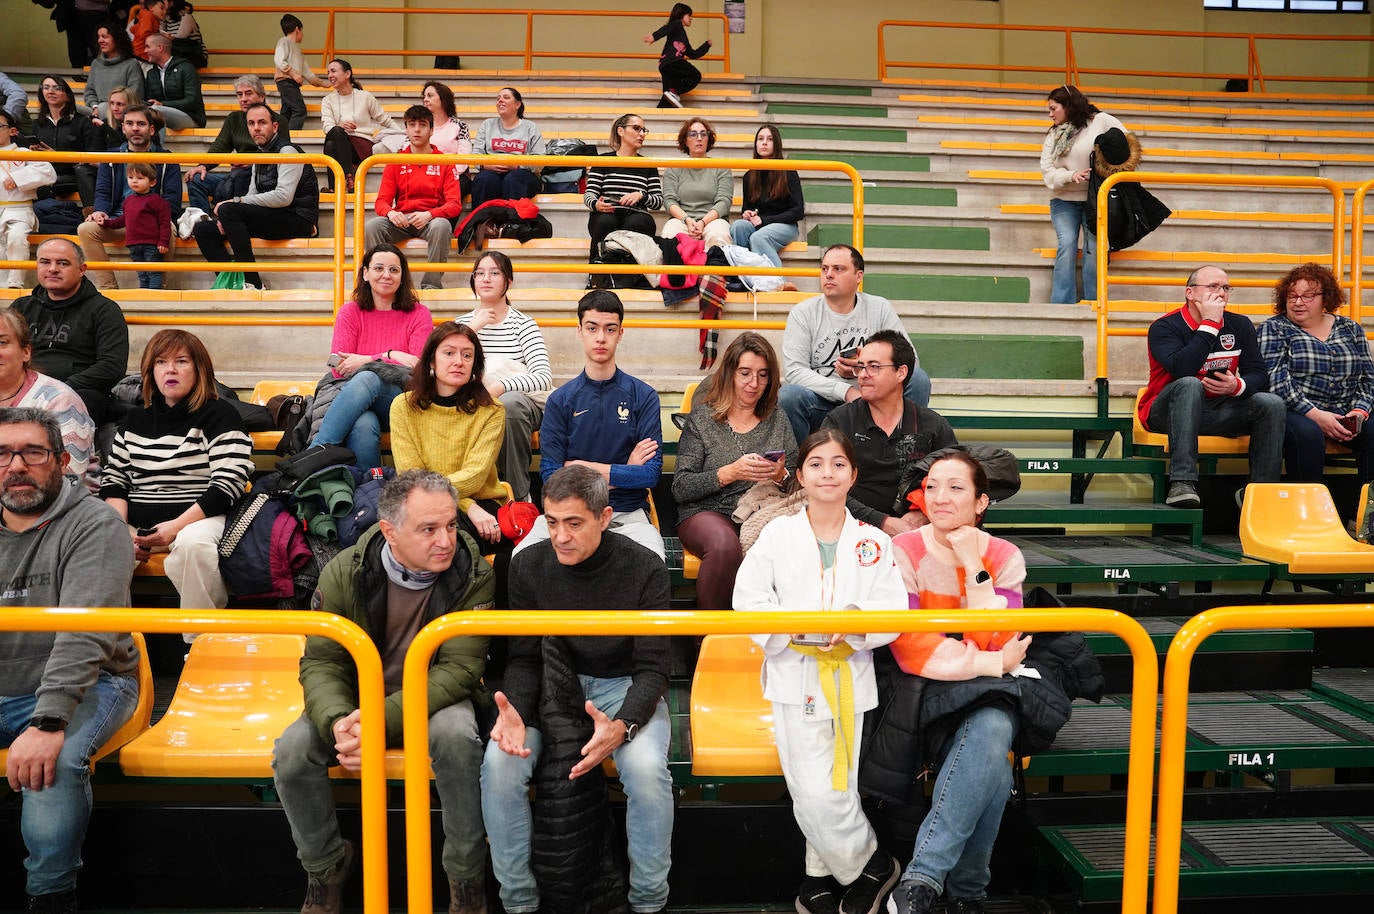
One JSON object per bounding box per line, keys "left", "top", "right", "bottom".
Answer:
{"left": 14, "top": 370, "right": 99, "bottom": 492}
{"left": 584, "top": 153, "right": 663, "bottom": 212}
{"left": 100, "top": 395, "right": 253, "bottom": 529}
{"left": 455, "top": 305, "right": 552, "bottom": 395}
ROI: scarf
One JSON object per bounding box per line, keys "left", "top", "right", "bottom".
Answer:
{"left": 381, "top": 541, "right": 439, "bottom": 590}
{"left": 1047, "top": 122, "right": 1080, "bottom": 163}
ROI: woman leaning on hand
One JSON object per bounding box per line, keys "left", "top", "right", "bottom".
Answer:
{"left": 672, "top": 332, "right": 796, "bottom": 611}
{"left": 1258, "top": 262, "right": 1374, "bottom": 485}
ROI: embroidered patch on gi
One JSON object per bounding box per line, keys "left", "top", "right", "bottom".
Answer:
{"left": 1219, "top": 333, "right": 1236, "bottom": 350}
{"left": 856, "top": 539, "right": 882, "bottom": 566}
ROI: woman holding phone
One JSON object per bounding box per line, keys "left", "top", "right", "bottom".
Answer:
{"left": 672, "top": 332, "right": 795, "bottom": 610}
{"left": 733, "top": 427, "right": 906, "bottom": 914}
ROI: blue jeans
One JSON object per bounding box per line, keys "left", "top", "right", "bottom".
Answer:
{"left": 729, "top": 219, "right": 800, "bottom": 268}
{"left": 470, "top": 167, "right": 542, "bottom": 211}
{"left": 129, "top": 243, "right": 164, "bottom": 290}
{"left": 1049, "top": 198, "right": 1096, "bottom": 304}
{"left": 901, "top": 705, "right": 1017, "bottom": 901}
{"left": 778, "top": 369, "right": 933, "bottom": 449}
{"left": 186, "top": 171, "right": 230, "bottom": 214}
{"left": 1282, "top": 408, "right": 1374, "bottom": 483}
{"left": 0, "top": 670, "right": 140, "bottom": 895}
{"left": 272, "top": 704, "right": 485, "bottom": 881}
{"left": 1146, "top": 377, "right": 1285, "bottom": 483}
{"left": 480, "top": 675, "right": 673, "bottom": 913}
{"left": 310, "top": 370, "right": 401, "bottom": 471}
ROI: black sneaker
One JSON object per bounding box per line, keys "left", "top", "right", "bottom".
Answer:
{"left": 25, "top": 892, "right": 77, "bottom": 914}
{"left": 885, "top": 880, "right": 939, "bottom": 914}
{"left": 1165, "top": 480, "right": 1201, "bottom": 508}
{"left": 841, "top": 850, "right": 899, "bottom": 914}
{"left": 946, "top": 900, "right": 986, "bottom": 914}
{"left": 797, "top": 875, "right": 841, "bottom": 914}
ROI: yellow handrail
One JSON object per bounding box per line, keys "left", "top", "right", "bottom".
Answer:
{"left": 877, "top": 20, "right": 1374, "bottom": 92}
{"left": 401, "top": 607, "right": 1159, "bottom": 914}
{"left": 1351, "top": 179, "right": 1374, "bottom": 325}
{"left": 191, "top": 5, "right": 730, "bottom": 73}
{"left": 0, "top": 149, "right": 347, "bottom": 312}
{"left": 0, "top": 606, "right": 389, "bottom": 914}
{"left": 1155, "top": 604, "right": 1374, "bottom": 914}
{"left": 350, "top": 153, "right": 860, "bottom": 306}
{"left": 1090, "top": 172, "right": 1346, "bottom": 382}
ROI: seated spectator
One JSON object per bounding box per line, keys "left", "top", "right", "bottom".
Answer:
{"left": 780, "top": 244, "right": 931, "bottom": 447}
{"left": 320, "top": 58, "right": 395, "bottom": 194}
{"left": 422, "top": 80, "right": 472, "bottom": 194}
{"left": 272, "top": 14, "right": 326, "bottom": 133}
{"left": 101, "top": 329, "right": 253, "bottom": 623}
{"left": 83, "top": 23, "right": 144, "bottom": 120}
{"left": 0, "top": 408, "right": 139, "bottom": 914}
{"left": 585, "top": 113, "right": 662, "bottom": 266}
{"left": 456, "top": 252, "right": 551, "bottom": 503}
{"left": 12, "top": 238, "right": 129, "bottom": 424}
{"left": 309, "top": 244, "right": 431, "bottom": 471}
{"left": 470, "top": 87, "right": 545, "bottom": 209}
{"left": 91, "top": 84, "right": 140, "bottom": 150}
{"left": 142, "top": 33, "right": 206, "bottom": 130}
{"left": 661, "top": 117, "right": 732, "bottom": 250}
{"left": 0, "top": 309, "right": 99, "bottom": 489}
{"left": 79, "top": 104, "right": 182, "bottom": 291}
{"left": 672, "top": 332, "right": 795, "bottom": 610}
{"left": 161, "top": 0, "right": 207, "bottom": 69}
{"left": 513, "top": 289, "right": 666, "bottom": 560}
{"left": 731, "top": 125, "right": 804, "bottom": 268}
{"left": 482, "top": 464, "right": 673, "bottom": 914}
{"left": 193, "top": 101, "right": 319, "bottom": 290}
{"left": 0, "top": 112, "right": 57, "bottom": 290}
{"left": 272, "top": 469, "right": 494, "bottom": 914}
{"left": 32, "top": 75, "right": 100, "bottom": 207}
{"left": 364, "top": 105, "right": 463, "bottom": 290}
{"left": 0, "top": 71, "right": 31, "bottom": 135}
{"left": 184, "top": 75, "right": 285, "bottom": 218}
{"left": 129, "top": 0, "right": 167, "bottom": 61}
{"left": 1258, "top": 262, "right": 1374, "bottom": 487}
{"left": 1142, "top": 265, "right": 1285, "bottom": 508}
{"left": 822, "top": 330, "right": 957, "bottom": 537}
{"left": 390, "top": 322, "right": 513, "bottom": 602}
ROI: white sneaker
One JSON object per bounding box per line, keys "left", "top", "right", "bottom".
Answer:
{"left": 176, "top": 206, "right": 208, "bottom": 240}
{"left": 664, "top": 90, "right": 683, "bottom": 108}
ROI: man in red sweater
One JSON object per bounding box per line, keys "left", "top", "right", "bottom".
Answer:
{"left": 364, "top": 105, "right": 463, "bottom": 290}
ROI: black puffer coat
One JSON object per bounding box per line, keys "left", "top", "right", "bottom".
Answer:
{"left": 531, "top": 636, "right": 629, "bottom": 914}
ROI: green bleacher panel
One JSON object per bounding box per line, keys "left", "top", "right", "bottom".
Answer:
{"left": 910, "top": 332, "right": 1082, "bottom": 380}
{"left": 803, "top": 184, "right": 958, "bottom": 207}
{"left": 791, "top": 151, "right": 931, "bottom": 172}
{"left": 782, "top": 125, "right": 908, "bottom": 143}
{"left": 808, "top": 222, "right": 990, "bottom": 250}
{"left": 863, "top": 273, "right": 1031, "bottom": 303}
{"left": 764, "top": 102, "right": 889, "bottom": 118}
{"left": 758, "top": 84, "right": 874, "bottom": 96}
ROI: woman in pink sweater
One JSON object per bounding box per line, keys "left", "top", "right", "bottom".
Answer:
{"left": 310, "top": 244, "right": 433, "bottom": 470}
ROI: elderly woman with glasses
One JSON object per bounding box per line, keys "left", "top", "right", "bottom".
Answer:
{"left": 1258, "top": 262, "right": 1374, "bottom": 485}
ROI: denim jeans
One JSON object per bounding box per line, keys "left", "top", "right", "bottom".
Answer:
{"left": 729, "top": 219, "right": 800, "bottom": 268}
{"left": 1146, "top": 377, "right": 1285, "bottom": 483}
{"left": 1282, "top": 408, "right": 1374, "bottom": 484}
{"left": 0, "top": 670, "right": 140, "bottom": 895}
{"left": 129, "top": 243, "right": 164, "bottom": 290}
{"left": 186, "top": 171, "right": 230, "bottom": 214}
{"left": 470, "top": 168, "right": 542, "bottom": 211}
{"left": 310, "top": 370, "right": 402, "bottom": 471}
{"left": 272, "top": 703, "right": 485, "bottom": 881}
{"left": 480, "top": 675, "right": 673, "bottom": 913}
{"left": 778, "top": 369, "right": 933, "bottom": 449}
{"left": 1049, "top": 198, "right": 1096, "bottom": 304}
{"left": 901, "top": 705, "right": 1017, "bottom": 901}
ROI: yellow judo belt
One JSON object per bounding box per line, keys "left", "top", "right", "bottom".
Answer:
{"left": 788, "top": 641, "right": 857, "bottom": 790}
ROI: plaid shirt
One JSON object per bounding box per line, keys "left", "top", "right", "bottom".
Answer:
{"left": 1258, "top": 313, "right": 1374, "bottom": 415}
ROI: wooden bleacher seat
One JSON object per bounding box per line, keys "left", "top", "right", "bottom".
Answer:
{"left": 1239, "top": 483, "right": 1374, "bottom": 575}
{"left": 688, "top": 634, "right": 780, "bottom": 778}
{"left": 0, "top": 633, "right": 153, "bottom": 770}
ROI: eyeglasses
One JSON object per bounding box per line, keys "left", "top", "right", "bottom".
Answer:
{"left": 625, "top": 124, "right": 648, "bottom": 134}
{"left": 0, "top": 447, "right": 57, "bottom": 468}
{"left": 41, "top": 84, "right": 63, "bottom": 92}
{"left": 472, "top": 270, "right": 505, "bottom": 279}
{"left": 1189, "top": 283, "right": 1232, "bottom": 294}
{"left": 686, "top": 130, "right": 709, "bottom": 139}
{"left": 854, "top": 362, "right": 897, "bottom": 376}
{"left": 1287, "top": 291, "right": 1323, "bottom": 304}
{"left": 735, "top": 368, "right": 769, "bottom": 382}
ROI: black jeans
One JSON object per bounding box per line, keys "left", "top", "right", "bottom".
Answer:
{"left": 587, "top": 209, "right": 656, "bottom": 261}
{"left": 658, "top": 59, "right": 701, "bottom": 97}
{"left": 193, "top": 202, "right": 315, "bottom": 287}
{"left": 276, "top": 79, "right": 307, "bottom": 132}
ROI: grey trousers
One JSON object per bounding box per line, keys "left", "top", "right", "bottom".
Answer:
{"left": 363, "top": 215, "right": 455, "bottom": 288}
{"left": 499, "top": 390, "right": 543, "bottom": 502}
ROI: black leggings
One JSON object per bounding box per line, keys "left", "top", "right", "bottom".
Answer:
{"left": 459, "top": 497, "right": 514, "bottom": 608}
{"left": 587, "top": 209, "right": 656, "bottom": 261}
{"left": 659, "top": 60, "right": 702, "bottom": 97}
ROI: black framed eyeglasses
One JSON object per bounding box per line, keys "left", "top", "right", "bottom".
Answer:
{"left": 0, "top": 447, "right": 57, "bottom": 468}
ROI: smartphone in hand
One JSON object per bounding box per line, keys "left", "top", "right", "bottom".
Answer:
{"left": 136, "top": 527, "right": 157, "bottom": 537}
{"left": 791, "top": 633, "right": 831, "bottom": 647}
{"left": 1340, "top": 415, "right": 1361, "bottom": 433}
{"left": 763, "top": 450, "right": 785, "bottom": 462}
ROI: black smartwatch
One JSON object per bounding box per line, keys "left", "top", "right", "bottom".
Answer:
{"left": 621, "top": 720, "right": 639, "bottom": 743}
{"left": 972, "top": 570, "right": 992, "bottom": 585}
{"left": 30, "top": 716, "right": 66, "bottom": 733}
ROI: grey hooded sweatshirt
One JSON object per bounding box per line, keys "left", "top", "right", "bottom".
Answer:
{"left": 0, "top": 475, "right": 138, "bottom": 722}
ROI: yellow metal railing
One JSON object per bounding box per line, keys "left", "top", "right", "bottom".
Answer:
{"left": 193, "top": 5, "right": 730, "bottom": 73}
{"left": 0, "top": 606, "right": 389, "bottom": 914}
{"left": 878, "top": 20, "right": 1374, "bottom": 93}
{"left": 401, "top": 608, "right": 1160, "bottom": 914}
{"left": 1090, "top": 172, "right": 1347, "bottom": 382}
{"left": 0, "top": 149, "right": 347, "bottom": 311}
{"left": 1350, "top": 179, "right": 1374, "bottom": 322}
{"left": 1155, "top": 604, "right": 1374, "bottom": 914}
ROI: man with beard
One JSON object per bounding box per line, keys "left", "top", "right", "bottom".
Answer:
{"left": 0, "top": 407, "right": 139, "bottom": 914}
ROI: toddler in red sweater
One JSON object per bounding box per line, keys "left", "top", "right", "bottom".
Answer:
{"left": 107, "top": 163, "right": 172, "bottom": 289}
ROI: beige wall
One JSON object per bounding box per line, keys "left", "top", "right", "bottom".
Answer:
{"left": 5, "top": 0, "right": 1371, "bottom": 90}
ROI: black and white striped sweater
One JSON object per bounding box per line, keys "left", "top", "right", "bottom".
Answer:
{"left": 583, "top": 152, "right": 663, "bottom": 212}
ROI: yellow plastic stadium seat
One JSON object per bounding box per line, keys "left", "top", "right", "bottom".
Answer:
{"left": 689, "top": 635, "right": 781, "bottom": 777}
{"left": 1131, "top": 387, "right": 1250, "bottom": 455}
{"left": 1239, "top": 483, "right": 1374, "bottom": 574}
{"left": 0, "top": 633, "right": 154, "bottom": 770}
{"left": 679, "top": 381, "right": 702, "bottom": 580}
{"left": 133, "top": 552, "right": 167, "bottom": 577}
{"left": 119, "top": 634, "right": 307, "bottom": 778}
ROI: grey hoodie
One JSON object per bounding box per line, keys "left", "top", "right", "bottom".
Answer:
{"left": 0, "top": 476, "right": 138, "bottom": 721}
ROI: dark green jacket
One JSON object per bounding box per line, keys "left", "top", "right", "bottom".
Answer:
{"left": 144, "top": 56, "right": 206, "bottom": 127}
{"left": 300, "top": 522, "right": 494, "bottom": 747}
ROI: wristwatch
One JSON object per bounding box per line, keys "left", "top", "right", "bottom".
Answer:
{"left": 622, "top": 720, "right": 639, "bottom": 743}
{"left": 30, "top": 716, "right": 66, "bottom": 733}
{"left": 972, "top": 570, "right": 992, "bottom": 585}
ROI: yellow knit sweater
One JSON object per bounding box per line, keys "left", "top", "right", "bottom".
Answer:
{"left": 389, "top": 395, "right": 508, "bottom": 511}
